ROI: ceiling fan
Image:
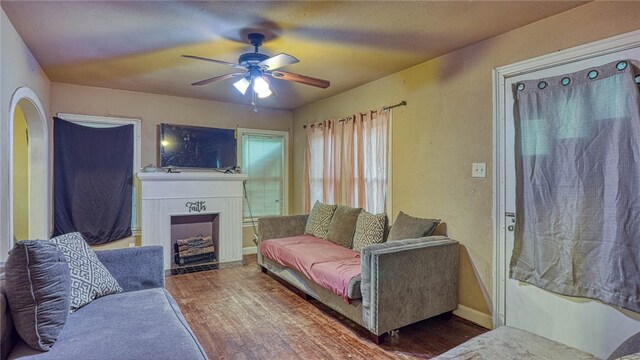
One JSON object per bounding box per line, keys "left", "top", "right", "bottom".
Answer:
{"left": 182, "top": 33, "right": 330, "bottom": 101}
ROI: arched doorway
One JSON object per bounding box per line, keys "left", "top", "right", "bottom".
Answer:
{"left": 13, "top": 105, "right": 29, "bottom": 241}
{"left": 7, "top": 87, "right": 49, "bottom": 250}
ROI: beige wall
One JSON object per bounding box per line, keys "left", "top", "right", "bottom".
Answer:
{"left": 243, "top": 227, "right": 257, "bottom": 249}
{"left": 1, "top": 9, "right": 51, "bottom": 260}
{"left": 50, "top": 83, "right": 293, "bottom": 250}
{"left": 51, "top": 83, "right": 293, "bottom": 167}
{"left": 291, "top": 2, "right": 640, "bottom": 322}
{"left": 12, "top": 106, "right": 29, "bottom": 241}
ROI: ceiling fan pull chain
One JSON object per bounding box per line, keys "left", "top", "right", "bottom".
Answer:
{"left": 252, "top": 89, "right": 258, "bottom": 112}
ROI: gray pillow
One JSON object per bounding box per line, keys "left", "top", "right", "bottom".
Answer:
{"left": 387, "top": 211, "right": 440, "bottom": 241}
{"left": 5, "top": 240, "right": 71, "bottom": 351}
{"left": 51, "top": 233, "right": 122, "bottom": 312}
{"left": 0, "top": 273, "right": 16, "bottom": 360}
{"left": 352, "top": 211, "right": 387, "bottom": 252}
{"left": 326, "top": 205, "right": 362, "bottom": 248}
{"left": 304, "top": 201, "right": 338, "bottom": 239}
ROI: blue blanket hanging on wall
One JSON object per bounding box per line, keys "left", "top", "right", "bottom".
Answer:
{"left": 52, "top": 117, "right": 133, "bottom": 244}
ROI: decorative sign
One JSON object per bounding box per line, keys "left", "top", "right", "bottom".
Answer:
{"left": 185, "top": 201, "right": 206, "bottom": 213}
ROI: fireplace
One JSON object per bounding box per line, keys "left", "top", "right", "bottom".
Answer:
{"left": 171, "top": 213, "right": 218, "bottom": 270}
{"left": 137, "top": 171, "right": 248, "bottom": 270}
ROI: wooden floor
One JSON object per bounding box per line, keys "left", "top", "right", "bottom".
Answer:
{"left": 165, "top": 255, "right": 487, "bottom": 360}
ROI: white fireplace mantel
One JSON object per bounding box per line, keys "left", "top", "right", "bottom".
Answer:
{"left": 137, "top": 171, "right": 248, "bottom": 270}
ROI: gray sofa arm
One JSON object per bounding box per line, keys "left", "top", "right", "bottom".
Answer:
{"left": 257, "top": 215, "right": 308, "bottom": 265}
{"left": 258, "top": 214, "right": 309, "bottom": 241}
{"left": 608, "top": 331, "right": 640, "bottom": 359}
{"left": 360, "top": 236, "right": 459, "bottom": 335}
{"left": 96, "top": 246, "right": 164, "bottom": 293}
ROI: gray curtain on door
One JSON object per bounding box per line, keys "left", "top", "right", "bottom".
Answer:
{"left": 510, "top": 60, "right": 640, "bottom": 312}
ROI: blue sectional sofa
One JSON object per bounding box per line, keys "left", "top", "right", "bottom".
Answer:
{"left": 1, "top": 246, "right": 208, "bottom": 360}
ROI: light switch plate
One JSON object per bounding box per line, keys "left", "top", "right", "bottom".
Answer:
{"left": 472, "top": 163, "right": 486, "bottom": 178}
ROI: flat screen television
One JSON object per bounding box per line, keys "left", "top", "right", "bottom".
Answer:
{"left": 159, "top": 123, "right": 237, "bottom": 169}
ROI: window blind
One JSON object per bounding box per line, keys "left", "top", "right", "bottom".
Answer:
{"left": 242, "top": 134, "right": 284, "bottom": 220}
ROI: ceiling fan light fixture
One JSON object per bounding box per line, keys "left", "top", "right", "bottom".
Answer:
{"left": 257, "top": 87, "right": 272, "bottom": 99}
{"left": 253, "top": 76, "right": 272, "bottom": 98}
{"left": 253, "top": 76, "right": 270, "bottom": 93}
{"left": 233, "top": 77, "right": 250, "bottom": 95}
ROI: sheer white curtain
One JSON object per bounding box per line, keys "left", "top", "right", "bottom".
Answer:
{"left": 361, "top": 109, "right": 389, "bottom": 213}
{"left": 304, "top": 108, "right": 389, "bottom": 213}
{"left": 304, "top": 123, "right": 324, "bottom": 212}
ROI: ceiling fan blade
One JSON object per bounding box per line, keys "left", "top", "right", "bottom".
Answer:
{"left": 269, "top": 70, "right": 330, "bottom": 89}
{"left": 182, "top": 55, "right": 245, "bottom": 70}
{"left": 190, "top": 73, "right": 245, "bottom": 86}
{"left": 258, "top": 53, "right": 300, "bottom": 71}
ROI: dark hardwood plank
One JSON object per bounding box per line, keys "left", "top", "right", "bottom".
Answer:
{"left": 165, "top": 255, "right": 487, "bottom": 359}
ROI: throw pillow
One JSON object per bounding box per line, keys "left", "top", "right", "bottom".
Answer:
{"left": 51, "top": 232, "right": 122, "bottom": 312}
{"left": 0, "top": 274, "right": 16, "bottom": 360}
{"left": 304, "top": 201, "right": 338, "bottom": 239}
{"left": 387, "top": 211, "right": 440, "bottom": 241}
{"left": 326, "top": 205, "right": 362, "bottom": 248}
{"left": 352, "top": 211, "right": 387, "bottom": 252}
{"left": 5, "top": 240, "right": 71, "bottom": 351}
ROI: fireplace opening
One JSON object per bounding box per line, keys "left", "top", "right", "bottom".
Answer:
{"left": 170, "top": 213, "right": 219, "bottom": 273}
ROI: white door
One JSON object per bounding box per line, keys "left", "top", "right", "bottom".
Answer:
{"left": 503, "top": 48, "right": 640, "bottom": 358}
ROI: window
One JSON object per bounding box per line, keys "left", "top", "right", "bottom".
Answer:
{"left": 304, "top": 110, "right": 390, "bottom": 214}
{"left": 237, "top": 128, "right": 288, "bottom": 223}
{"left": 56, "top": 113, "right": 141, "bottom": 233}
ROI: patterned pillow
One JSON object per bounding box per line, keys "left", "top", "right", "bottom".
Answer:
{"left": 304, "top": 201, "right": 338, "bottom": 239}
{"left": 50, "top": 233, "right": 122, "bottom": 312}
{"left": 352, "top": 211, "right": 387, "bottom": 252}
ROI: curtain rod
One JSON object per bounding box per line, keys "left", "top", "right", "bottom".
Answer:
{"left": 302, "top": 100, "right": 406, "bottom": 129}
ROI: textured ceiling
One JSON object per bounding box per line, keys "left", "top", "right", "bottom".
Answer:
{"left": 2, "top": 1, "right": 586, "bottom": 110}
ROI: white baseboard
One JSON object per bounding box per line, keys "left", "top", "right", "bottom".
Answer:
{"left": 242, "top": 246, "right": 258, "bottom": 255}
{"left": 454, "top": 304, "right": 493, "bottom": 329}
